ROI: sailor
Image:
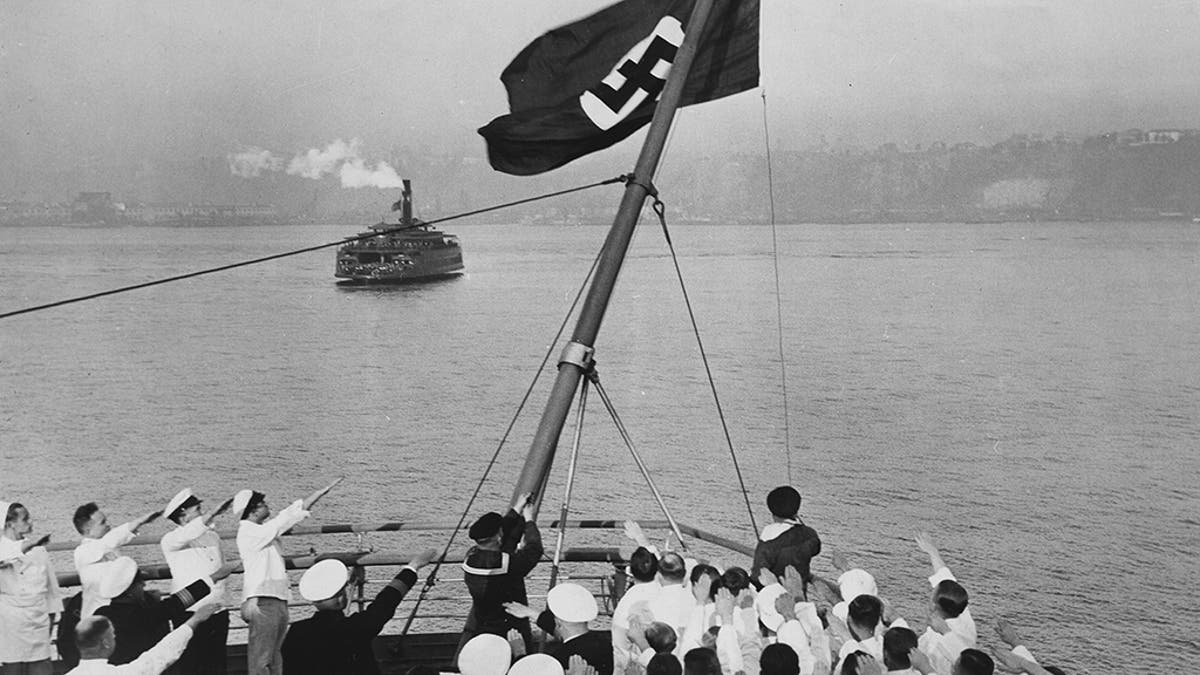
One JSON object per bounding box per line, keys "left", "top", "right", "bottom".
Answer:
{"left": 159, "top": 489, "right": 234, "bottom": 674}
{"left": 72, "top": 502, "right": 161, "bottom": 618}
{"left": 67, "top": 603, "right": 220, "bottom": 675}
{"left": 0, "top": 500, "right": 62, "bottom": 675}
{"left": 456, "top": 634, "right": 512, "bottom": 675}
{"left": 458, "top": 491, "right": 542, "bottom": 655}
{"left": 93, "top": 555, "right": 230, "bottom": 667}
{"left": 913, "top": 533, "right": 976, "bottom": 675}
{"left": 234, "top": 478, "right": 342, "bottom": 675}
{"left": 543, "top": 583, "right": 612, "bottom": 675}
{"left": 751, "top": 486, "right": 821, "bottom": 598}
{"left": 281, "top": 548, "right": 437, "bottom": 674}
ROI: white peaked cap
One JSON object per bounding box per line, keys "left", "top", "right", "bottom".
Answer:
{"left": 546, "top": 582, "right": 598, "bottom": 623}
{"left": 837, "top": 568, "right": 878, "bottom": 602}
{"left": 299, "top": 559, "right": 349, "bottom": 602}
{"left": 232, "top": 489, "right": 255, "bottom": 519}
{"left": 164, "top": 489, "right": 194, "bottom": 519}
{"left": 508, "top": 654, "right": 565, "bottom": 675}
{"left": 754, "top": 583, "right": 788, "bottom": 632}
{"left": 97, "top": 556, "right": 139, "bottom": 599}
{"left": 457, "top": 633, "right": 511, "bottom": 675}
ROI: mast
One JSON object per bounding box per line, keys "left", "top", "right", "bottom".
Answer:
{"left": 512, "top": 0, "right": 719, "bottom": 508}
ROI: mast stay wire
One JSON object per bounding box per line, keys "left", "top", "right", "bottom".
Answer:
{"left": 588, "top": 373, "right": 690, "bottom": 551}
{"left": 0, "top": 175, "right": 629, "bottom": 321}
{"left": 399, "top": 243, "right": 604, "bottom": 636}
{"left": 548, "top": 377, "right": 589, "bottom": 589}
{"left": 649, "top": 195, "right": 758, "bottom": 536}
{"left": 761, "top": 89, "right": 794, "bottom": 485}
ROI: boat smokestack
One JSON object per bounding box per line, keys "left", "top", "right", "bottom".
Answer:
{"left": 402, "top": 179, "right": 413, "bottom": 225}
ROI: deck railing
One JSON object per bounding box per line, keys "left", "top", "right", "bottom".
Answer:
{"left": 46, "top": 519, "right": 754, "bottom": 645}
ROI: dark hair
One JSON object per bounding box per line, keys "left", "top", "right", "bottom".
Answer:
{"left": 645, "top": 621, "right": 677, "bottom": 653}
{"left": 647, "top": 653, "right": 682, "bottom": 675}
{"left": 683, "top": 648, "right": 722, "bottom": 675}
{"left": 846, "top": 594, "right": 883, "bottom": 631}
{"left": 73, "top": 503, "right": 100, "bottom": 535}
{"left": 1044, "top": 668, "right": 1068, "bottom": 675}
{"left": 933, "top": 579, "right": 969, "bottom": 617}
{"left": 241, "top": 491, "right": 266, "bottom": 520}
{"left": 658, "top": 552, "right": 686, "bottom": 582}
{"left": 840, "top": 651, "right": 873, "bottom": 675}
{"left": 882, "top": 626, "right": 918, "bottom": 670}
{"left": 721, "top": 566, "right": 751, "bottom": 594}
{"left": 766, "top": 486, "right": 801, "bottom": 518}
{"left": 4, "top": 503, "right": 24, "bottom": 525}
{"left": 630, "top": 546, "right": 659, "bottom": 583}
{"left": 759, "top": 643, "right": 800, "bottom": 675}
{"left": 955, "top": 649, "right": 994, "bottom": 675}
{"left": 689, "top": 565, "right": 723, "bottom": 601}
{"left": 168, "top": 496, "right": 201, "bottom": 525}
{"left": 75, "top": 616, "right": 112, "bottom": 651}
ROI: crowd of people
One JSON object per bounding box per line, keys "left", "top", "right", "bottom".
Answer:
{"left": 0, "top": 485, "right": 1065, "bottom": 675}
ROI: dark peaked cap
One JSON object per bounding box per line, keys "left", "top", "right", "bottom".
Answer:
{"left": 469, "top": 512, "right": 504, "bottom": 541}
{"left": 767, "top": 486, "right": 801, "bottom": 518}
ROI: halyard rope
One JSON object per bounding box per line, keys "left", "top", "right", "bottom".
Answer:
{"left": 650, "top": 194, "right": 758, "bottom": 535}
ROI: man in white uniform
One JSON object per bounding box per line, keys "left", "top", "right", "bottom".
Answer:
{"left": 235, "top": 478, "right": 341, "bottom": 675}
{"left": 72, "top": 502, "right": 160, "bottom": 618}
{"left": 160, "top": 489, "right": 234, "bottom": 674}
{"left": 66, "top": 603, "right": 220, "bottom": 675}
{"left": 0, "top": 500, "right": 61, "bottom": 675}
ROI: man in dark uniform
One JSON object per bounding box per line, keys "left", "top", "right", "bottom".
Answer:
{"left": 458, "top": 492, "right": 542, "bottom": 655}
{"left": 281, "top": 548, "right": 437, "bottom": 675}
{"left": 544, "top": 582, "right": 612, "bottom": 675}
{"left": 93, "top": 555, "right": 230, "bottom": 668}
{"left": 751, "top": 486, "right": 821, "bottom": 598}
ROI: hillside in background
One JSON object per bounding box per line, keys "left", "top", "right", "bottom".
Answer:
{"left": 5, "top": 130, "right": 1200, "bottom": 225}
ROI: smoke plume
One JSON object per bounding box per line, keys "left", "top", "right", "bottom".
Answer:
{"left": 228, "top": 147, "right": 283, "bottom": 177}
{"left": 228, "top": 138, "right": 403, "bottom": 188}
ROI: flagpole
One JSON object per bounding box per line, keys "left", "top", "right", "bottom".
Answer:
{"left": 513, "top": 0, "right": 719, "bottom": 510}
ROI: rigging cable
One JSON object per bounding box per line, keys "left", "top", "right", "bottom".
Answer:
{"left": 0, "top": 175, "right": 629, "bottom": 321}
{"left": 761, "top": 89, "right": 794, "bottom": 485}
{"left": 588, "top": 373, "right": 690, "bottom": 551}
{"left": 649, "top": 195, "right": 758, "bottom": 535}
{"left": 548, "top": 377, "right": 589, "bottom": 588}
{"left": 398, "top": 240, "right": 605, "bottom": 637}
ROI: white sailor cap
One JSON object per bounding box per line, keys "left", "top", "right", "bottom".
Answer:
{"left": 754, "top": 583, "right": 788, "bottom": 632}
{"left": 508, "top": 654, "right": 564, "bottom": 675}
{"left": 299, "top": 559, "right": 349, "bottom": 602}
{"left": 232, "top": 489, "right": 255, "bottom": 520}
{"left": 837, "top": 568, "right": 877, "bottom": 602}
{"left": 164, "top": 489, "right": 196, "bottom": 520}
{"left": 457, "top": 633, "right": 511, "bottom": 675}
{"left": 97, "top": 556, "right": 139, "bottom": 600}
{"left": 546, "top": 582, "right": 598, "bottom": 623}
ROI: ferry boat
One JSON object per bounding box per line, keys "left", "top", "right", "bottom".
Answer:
{"left": 335, "top": 179, "right": 464, "bottom": 284}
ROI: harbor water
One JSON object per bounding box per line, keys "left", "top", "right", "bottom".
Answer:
{"left": 2, "top": 219, "right": 1197, "bottom": 671}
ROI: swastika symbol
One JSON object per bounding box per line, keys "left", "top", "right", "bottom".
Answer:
{"left": 588, "top": 35, "right": 679, "bottom": 115}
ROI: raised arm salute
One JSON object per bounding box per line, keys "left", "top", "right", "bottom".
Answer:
{"left": 72, "top": 502, "right": 160, "bottom": 618}
{"left": 235, "top": 479, "right": 343, "bottom": 675}
{"left": 160, "top": 489, "right": 236, "bottom": 675}
{"left": 283, "top": 548, "right": 439, "bottom": 674}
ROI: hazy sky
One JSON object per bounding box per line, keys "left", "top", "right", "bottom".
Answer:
{"left": 4, "top": 0, "right": 1200, "bottom": 179}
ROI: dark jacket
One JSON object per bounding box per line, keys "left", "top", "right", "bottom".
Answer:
{"left": 282, "top": 568, "right": 418, "bottom": 675}
{"left": 751, "top": 520, "right": 822, "bottom": 586}
{"left": 461, "top": 509, "right": 543, "bottom": 633}
{"left": 549, "top": 630, "right": 613, "bottom": 675}
{"left": 95, "top": 579, "right": 210, "bottom": 668}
